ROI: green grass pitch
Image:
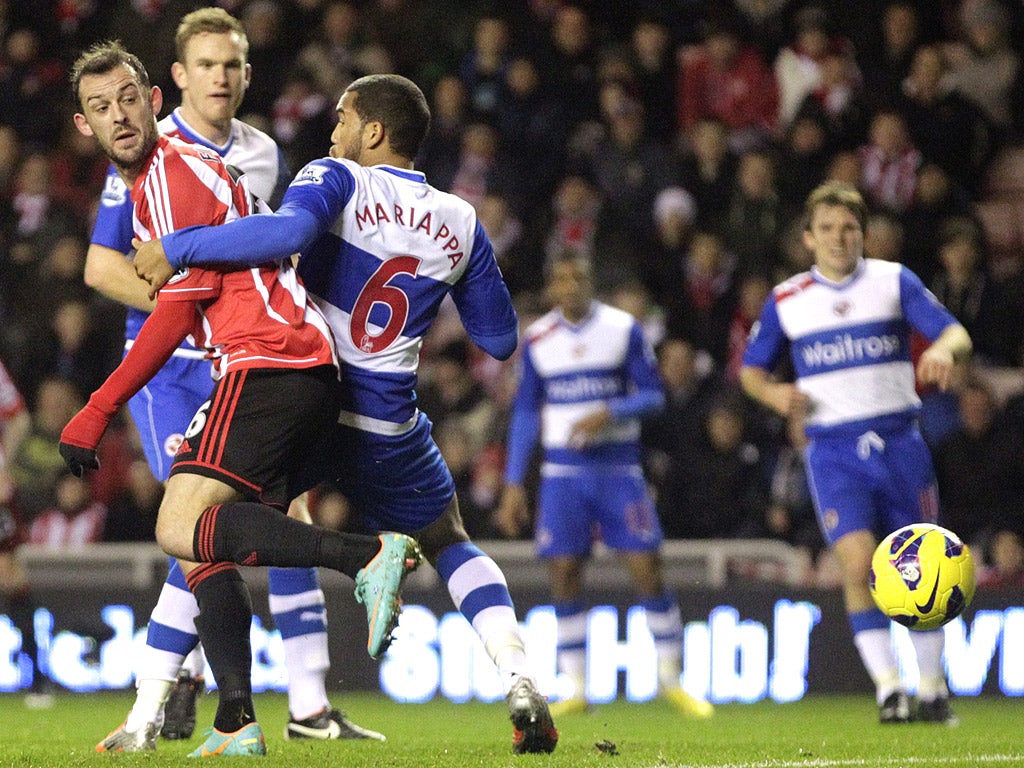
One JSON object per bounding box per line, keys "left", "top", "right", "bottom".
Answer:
{"left": 1, "top": 692, "right": 1022, "bottom": 767}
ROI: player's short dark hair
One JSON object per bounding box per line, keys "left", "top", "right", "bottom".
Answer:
{"left": 175, "top": 7, "right": 248, "bottom": 62}
{"left": 345, "top": 74, "right": 431, "bottom": 160}
{"left": 544, "top": 251, "right": 592, "bottom": 283}
{"left": 803, "top": 181, "right": 867, "bottom": 232}
{"left": 70, "top": 40, "right": 151, "bottom": 110}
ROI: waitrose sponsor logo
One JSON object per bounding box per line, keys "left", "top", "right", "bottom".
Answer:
{"left": 800, "top": 333, "right": 900, "bottom": 368}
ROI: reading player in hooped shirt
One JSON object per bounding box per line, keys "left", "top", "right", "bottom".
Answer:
{"left": 739, "top": 181, "right": 972, "bottom": 725}
{"left": 85, "top": 10, "right": 372, "bottom": 749}
{"left": 61, "top": 42, "right": 421, "bottom": 757}
{"left": 132, "top": 73, "right": 559, "bottom": 756}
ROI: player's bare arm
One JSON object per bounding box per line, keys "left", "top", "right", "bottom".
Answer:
{"left": 567, "top": 406, "right": 612, "bottom": 447}
{"left": 132, "top": 236, "right": 176, "bottom": 297}
{"left": 494, "top": 484, "right": 530, "bottom": 538}
{"left": 739, "top": 365, "right": 809, "bottom": 419}
{"left": 916, "top": 324, "right": 972, "bottom": 391}
{"left": 85, "top": 243, "right": 157, "bottom": 311}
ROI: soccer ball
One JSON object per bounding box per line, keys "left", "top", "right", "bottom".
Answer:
{"left": 869, "top": 523, "right": 976, "bottom": 631}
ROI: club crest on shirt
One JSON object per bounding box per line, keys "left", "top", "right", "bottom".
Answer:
{"left": 823, "top": 509, "right": 839, "bottom": 531}
{"left": 164, "top": 433, "right": 184, "bottom": 457}
{"left": 294, "top": 164, "right": 328, "bottom": 186}
{"left": 832, "top": 300, "right": 853, "bottom": 317}
{"left": 167, "top": 267, "right": 190, "bottom": 284}
{"left": 100, "top": 174, "right": 129, "bottom": 207}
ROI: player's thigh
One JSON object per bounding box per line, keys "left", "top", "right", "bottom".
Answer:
{"left": 805, "top": 440, "right": 876, "bottom": 545}
{"left": 155, "top": 472, "right": 242, "bottom": 557}
{"left": 126, "top": 356, "right": 212, "bottom": 482}
{"left": 537, "top": 475, "right": 594, "bottom": 558}
{"left": 880, "top": 428, "right": 939, "bottom": 530}
{"left": 415, "top": 495, "right": 470, "bottom": 566}
{"left": 331, "top": 413, "right": 456, "bottom": 534}
{"left": 546, "top": 555, "right": 584, "bottom": 601}
{"left": 171, "top": 365, "right": 339, "bottom": 509}
{"left": 593, "top": 471, "right": 663, "bottom": 553}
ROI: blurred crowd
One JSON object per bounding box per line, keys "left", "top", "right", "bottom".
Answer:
{"left": 2, "top": 0, "right": 1024, "bottom": 587}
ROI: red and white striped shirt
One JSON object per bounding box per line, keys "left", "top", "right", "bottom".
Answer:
{"left": 132, "top": 136, "right": 336, "bottom": 378}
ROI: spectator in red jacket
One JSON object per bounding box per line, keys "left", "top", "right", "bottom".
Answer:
{"left": 676, "top": 17, "right": 778, "bottom": 152}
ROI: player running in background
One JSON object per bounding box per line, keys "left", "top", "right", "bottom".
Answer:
{"left": 494, "top": 254, "right": 715, "bottom": 720}
{"left": 0, "top": 358, "right": 49, "bottom": 708}
{"left": 132, "top": 73, "right": 558, "bottom": 755}
{"left": 63, "top": 42, "right": 420, "bottom": 757}
{"left": 740, "top": 181, "right": 971, "bottom": 724}
{"left": 82, "top": 8, "right": 379, "bottom": 747}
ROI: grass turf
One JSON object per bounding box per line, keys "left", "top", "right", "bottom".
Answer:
{"left": 0, "top": 692, "right": 1022, "bottom": 767}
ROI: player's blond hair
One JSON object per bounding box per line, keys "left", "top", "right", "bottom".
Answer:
{"left": 803, "top": 181, "right": 868, "bottom": 232}
{"left": 175, "top": 7, "right": 248, "bottom": 61}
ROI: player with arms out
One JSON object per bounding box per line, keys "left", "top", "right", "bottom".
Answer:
{"left": 494, "top": 253, "right": 714, "bottom": 719}
{"left": 133, "top": 73, "right": 558, "bottom": 755}
{"left": 83, "top": 8, "right": 377, "bottom": 749}
{"left": 739, "top": 181, "right": 972, "bottom": 724}
{"left": 64, "top": 42, "right": 420, "bottom": 756}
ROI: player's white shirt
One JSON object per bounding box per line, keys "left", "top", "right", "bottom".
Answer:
{"left": 306, "top": 160, "right": 479, "bottom": 377}
{"left": 743, "top": 258, "right": 958, "bottom": 436}
{"left": 503, "top": 301, "right": 663, "bottom": 480}
{"left": 526, "top": 303, "right": 644, "bottom": 452}
{"left": 285, "top": 158, "right": 518, "bottom": 432}
{"left": 159, "top": 155, "right": 519, "bottom": 434}
{"left": 158, "top": 109, "right": 289, "bottom": 205}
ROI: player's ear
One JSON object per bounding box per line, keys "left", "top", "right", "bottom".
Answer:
{"left": 801, "top": 228, "right": 816, "bottom": 253}
{"left": 364, "top": 120, "right": 385, "bottom": 150}
{"left": 242, "top": 62, "right": 252, "bottom": 91}
{"left": 150, "top": 85, "right": 164, "bottom": 116}
{"left": 73, "top": 112, "right": 94, "bottom": 138}
{"left": 171, "top": 60, "right": 187, "bottom": 91}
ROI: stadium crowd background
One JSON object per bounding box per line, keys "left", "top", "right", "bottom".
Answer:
{"left": 2, "top": 0, "right": 1024, "bottom": 588}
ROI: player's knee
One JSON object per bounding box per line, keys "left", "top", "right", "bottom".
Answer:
{"left": 416, "top": 499, "right": 469, "bottom": 564}
{"left": 154, "top": 504, "right": 197, "bottom": 559}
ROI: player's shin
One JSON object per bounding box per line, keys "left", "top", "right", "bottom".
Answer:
{"left": 268, "top": 567, "right": 331, "bottom": 719}
{"left": 185, "top": 563, "right": 256, "bottom": 733}
{"left": 192, "top": 502, "right": 381, "bottom": 577}
{"left": 436, "top": 542, "right": 527, "bottom": 692}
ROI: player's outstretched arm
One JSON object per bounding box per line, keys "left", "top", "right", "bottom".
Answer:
{"left": 60, "top": 300, "right": 194, "bottom": 475}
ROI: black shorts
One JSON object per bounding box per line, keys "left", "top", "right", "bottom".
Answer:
{"left": 169, "top": 365, "right": 340, "bottom": 508}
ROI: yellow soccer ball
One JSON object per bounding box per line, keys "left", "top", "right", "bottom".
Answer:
{"left": 869, "top": 523, "right": 976, "bottom": 631}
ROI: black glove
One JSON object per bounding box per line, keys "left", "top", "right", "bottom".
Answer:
{"left": 59, "top": 441, "right": 100, "bottom": 477}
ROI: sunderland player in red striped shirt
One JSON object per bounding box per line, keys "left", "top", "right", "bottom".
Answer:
{"left": 61, "top": 41, "right": 419, "bottom": 756}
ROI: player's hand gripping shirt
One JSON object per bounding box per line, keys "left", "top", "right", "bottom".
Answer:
{"left": 504, "top": 302, "right": 665, "bottom": 483}
{"left": 742, "top": 258, "right": 959, "bottom": 437}
{"left": 162, "top": 158, "right": 518, "bottom": 433}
